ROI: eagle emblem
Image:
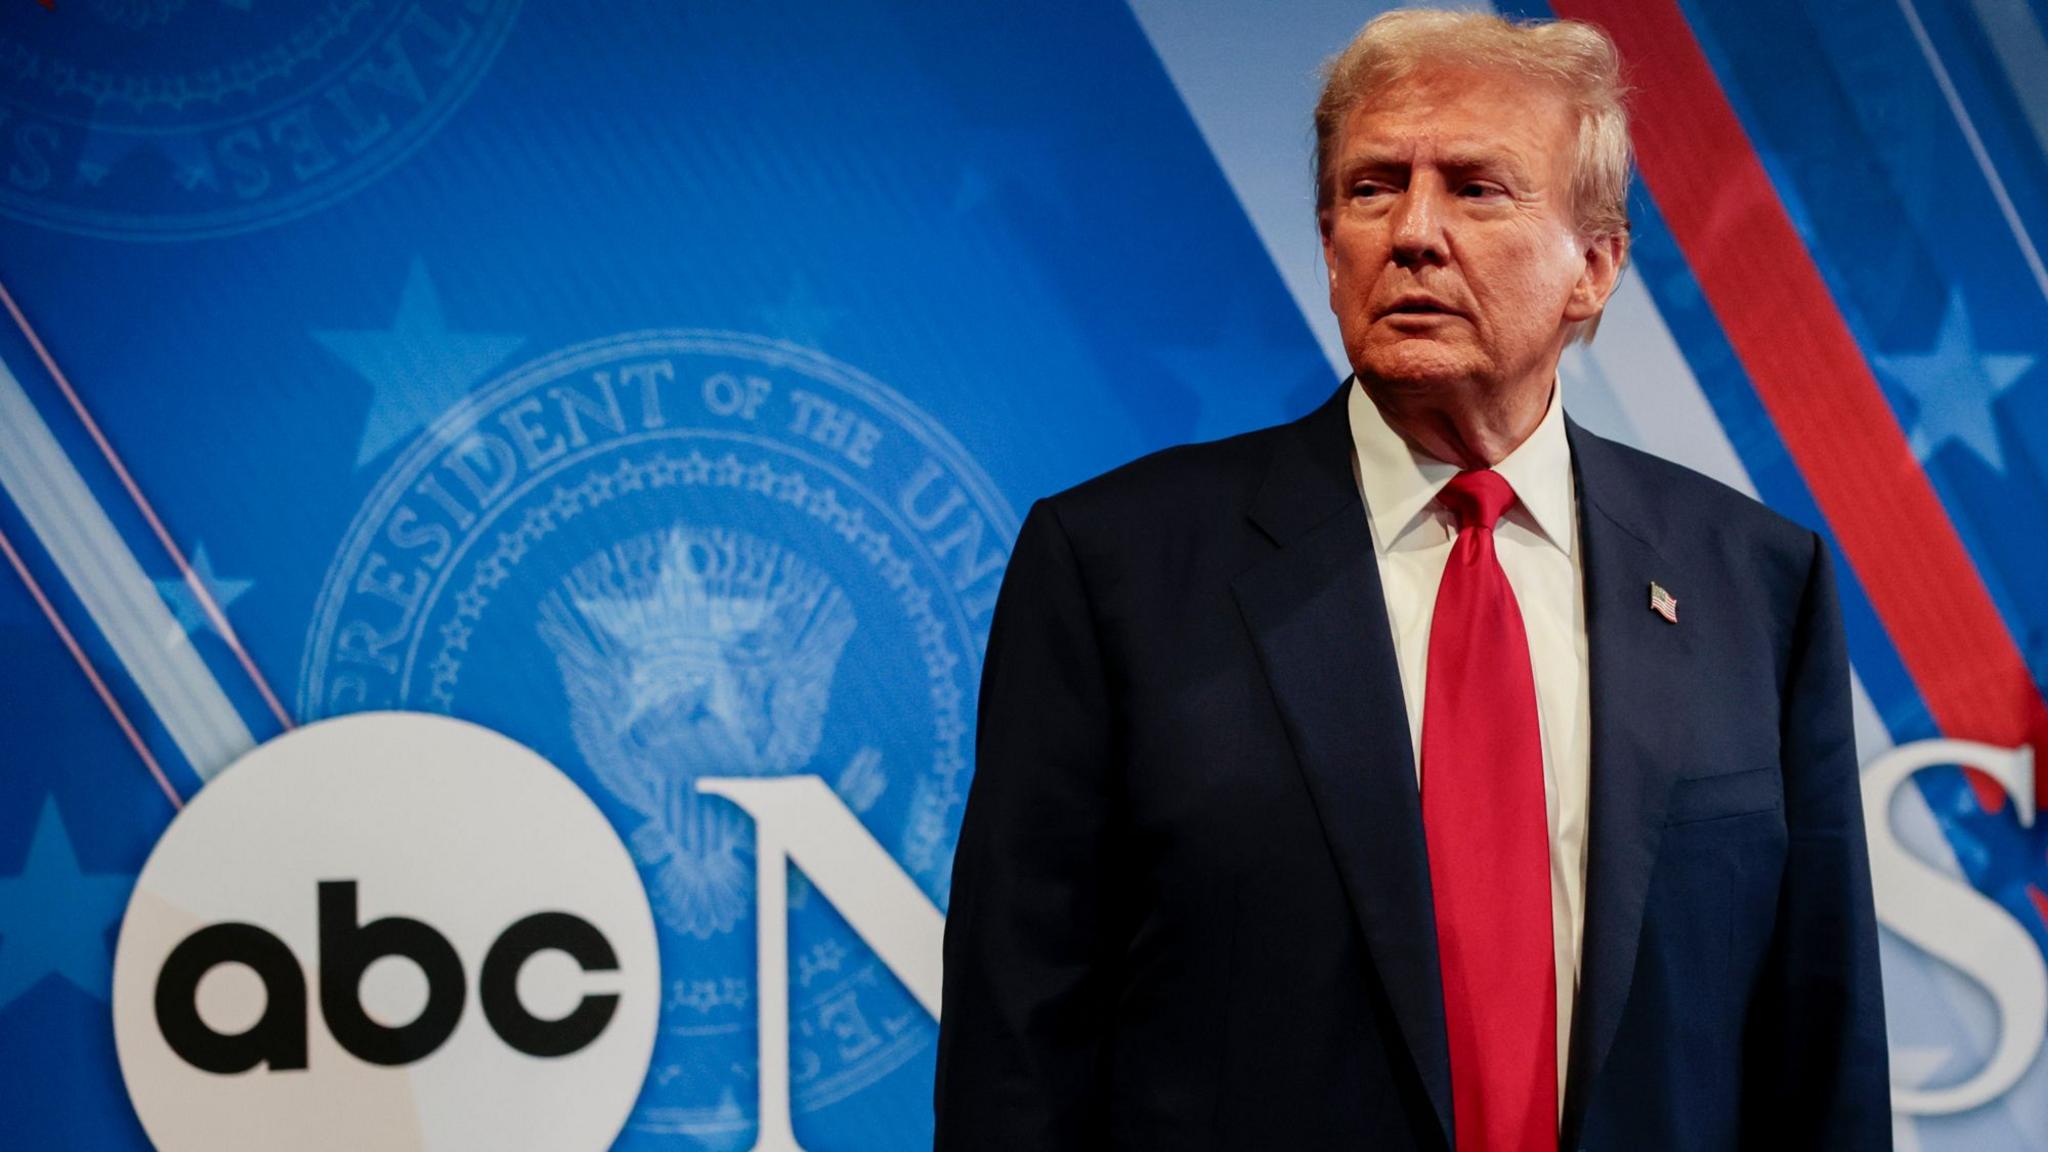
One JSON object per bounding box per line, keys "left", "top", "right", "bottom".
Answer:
{"left": 539, "top": 524, "right": 857, "bottom": 938}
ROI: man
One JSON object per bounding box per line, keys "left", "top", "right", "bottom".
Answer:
{"left": 935, "top": 10, "right": 1888, "bottom": 1151}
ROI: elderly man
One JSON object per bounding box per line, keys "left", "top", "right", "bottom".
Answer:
{"left": 935, "top": 10, "right": 1888, "bottom": 1152}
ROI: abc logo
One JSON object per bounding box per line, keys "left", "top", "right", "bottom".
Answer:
{"left": 156, "top": 881, "right": 622, "bottom": 1072}
{"left": 112, "top": 713, "right": 659, "bottom": 1152}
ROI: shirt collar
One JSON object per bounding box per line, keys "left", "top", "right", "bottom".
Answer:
{"left": 1346, "top": 375, "right": 1576, "bottom": 556}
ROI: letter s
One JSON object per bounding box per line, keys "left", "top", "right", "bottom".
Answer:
{"left": 9, "top": 122, "right": 55, "bottom": 192}
{"left": 1865, "top": 740, "right": 2044, "bottom": 1114}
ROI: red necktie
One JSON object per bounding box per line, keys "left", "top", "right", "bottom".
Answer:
{"left": 1421, "top": 469, "right": 1556, "bottom": 1151}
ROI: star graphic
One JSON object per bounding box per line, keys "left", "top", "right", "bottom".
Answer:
{"left": 951, "top": 165, "right": 994, "bottom": 216}
{"left": 70, "top": 126, "right": 152, "bottom": 192}
{"left": 758, "top": 273, "right": 845, "bottom": 348}
{"left": 1151, "top": 300, "right": 1331, "bottom": 443}
{"left": 313, "top": 258, "right": 525, "bottom": 467}
{"left": 154, "top": 542, "right": 254, "bottom": 643}
{"left": 1878, "top": 292, "right": 2034, "bottom": 473}
{"left": 0, "top": 798, "right": 133, "bottom": 1010}
{"left": 953, "top": 126, "right": 1074, "bottom": 222}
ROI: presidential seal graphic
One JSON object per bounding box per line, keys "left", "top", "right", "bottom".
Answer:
{"left": 0, "top": 0, "right": 519, "bottom": 240}
{"left": 301, "top": 331, "right": 1015, "bottom": 1144}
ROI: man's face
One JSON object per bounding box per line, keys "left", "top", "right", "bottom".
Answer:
{"left": 1320, "top": 66, "right": 1619, "bottom": 398}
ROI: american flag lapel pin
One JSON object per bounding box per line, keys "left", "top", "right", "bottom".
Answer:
{"left": 1649, "top": 581, "right": 1678, "bottom": 624}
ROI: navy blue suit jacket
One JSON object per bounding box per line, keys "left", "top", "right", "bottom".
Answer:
{"left": 935, "top": 382, "right": 1889, "bottom": 1150}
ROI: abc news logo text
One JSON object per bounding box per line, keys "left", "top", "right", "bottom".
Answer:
{"left": 111, "top": 714, "right": 659, "bottom": 1152}
{"left": 154, "top": 880, "right": 621, "bottom": 1073}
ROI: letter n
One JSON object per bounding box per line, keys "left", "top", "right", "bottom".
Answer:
{"left": 696, "top": 776, "right": 943, "bottom": 1152}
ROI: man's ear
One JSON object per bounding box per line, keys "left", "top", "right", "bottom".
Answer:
{"left": 1319, "top": 208, "right": 1338, "bottom": 291}
{"left": 1564, "top": 231, "right": 1627, "bottom": 323}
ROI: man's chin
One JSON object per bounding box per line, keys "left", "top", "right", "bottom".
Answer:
{"left": 1352, "top": 342, "right": 1483, "bottom": 390}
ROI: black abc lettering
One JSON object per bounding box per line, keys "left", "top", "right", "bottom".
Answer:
{"left": 318, "top": 880, "right": 467, "bottom": 1066}
{"left": 156, "top": 923, "right": 308, "bottom": 1074}
{"left": 480, "top": 912, "right": 621, "bottom": 1057}
{"left": 154, "top": 883, "right": 621, "bottom": 1072}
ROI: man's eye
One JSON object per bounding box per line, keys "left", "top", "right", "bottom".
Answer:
{"left": 1459, "top": 182, "right": 1507, "bottom": 198}
{"left": 1351, "top": 182, "right": 1389, "bottom": 198}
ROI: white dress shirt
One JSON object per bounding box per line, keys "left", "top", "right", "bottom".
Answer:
{"left": 1345, "top": 378, "right": 1591, "bottom": 1115}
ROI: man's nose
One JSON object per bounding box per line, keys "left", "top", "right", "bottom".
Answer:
{"left": 1389, "top": 185, "right": 1447, "bottom": 268}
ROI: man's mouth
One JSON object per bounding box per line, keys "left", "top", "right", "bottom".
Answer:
{"left": 1381, "top": 295, "right": 1463, "bottom": 318}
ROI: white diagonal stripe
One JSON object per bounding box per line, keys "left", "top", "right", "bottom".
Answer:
{"left": 1897, "top": 0, "right": 2048, "bottom": 305}
{"left": 1969, "top": 0, "right": 2048, "bottom": 168}
{"left": 0, "top": 357, "right": 254, "bottom": 779}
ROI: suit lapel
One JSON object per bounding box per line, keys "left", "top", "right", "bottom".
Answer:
{"left": 1226, "top": 399, "right": 1692, "bottom": 1149}
{"left": 1559, "top": 420, "right": 1693, "bottom": 1149}
{"left": 1230, "top": 384, "right": 1454, "bottom": 1146}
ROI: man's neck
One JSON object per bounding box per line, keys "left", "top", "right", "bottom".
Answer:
{"left": 1358, "top": 372, "right": 1557, "bottom": 468}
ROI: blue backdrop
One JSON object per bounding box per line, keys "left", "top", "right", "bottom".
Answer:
{"left": 1, "top": 1, "right": 2044, "bottom": 1148}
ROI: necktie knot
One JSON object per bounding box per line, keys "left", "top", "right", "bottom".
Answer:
{"left": 1438, "top": 469, "right": 1516, "bottom": 532}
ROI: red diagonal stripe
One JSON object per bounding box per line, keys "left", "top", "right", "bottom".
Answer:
{"left": 1553, "top": 0, "right": 2048, "bottom": 792}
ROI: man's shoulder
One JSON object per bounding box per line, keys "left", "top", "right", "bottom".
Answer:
{"left": 1037, "top": 421, "right": 1295, "bottom": 543}
{"left": 1573, "top": 423, "right": 1819, "bottom": 576}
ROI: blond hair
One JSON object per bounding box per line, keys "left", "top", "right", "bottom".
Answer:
{"left": 1313, "top": 9, "right": 1633, "bottom": 244}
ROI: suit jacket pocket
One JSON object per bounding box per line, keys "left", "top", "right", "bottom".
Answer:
{"left": 1664, "top": 765, "right": 1781, "bottom": 825}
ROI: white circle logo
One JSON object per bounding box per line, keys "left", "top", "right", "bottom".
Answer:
{"left": 111, "top": 712, "right": 660, "bottom": 1152}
